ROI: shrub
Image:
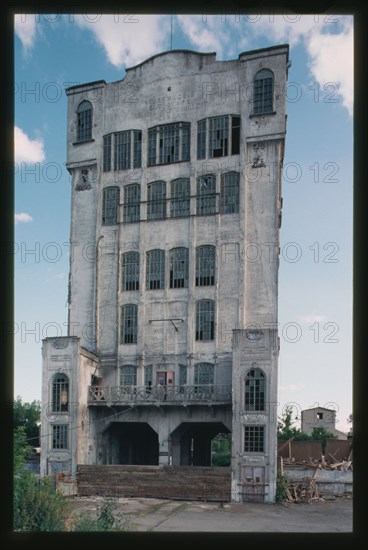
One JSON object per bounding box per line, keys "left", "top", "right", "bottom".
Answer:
{"left": 275, "top": 473, "right": 288, "bottom": 502}
{"left": 74, "top": 498, "right": 131, "bottom": 532}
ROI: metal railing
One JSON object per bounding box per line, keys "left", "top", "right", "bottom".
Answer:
{"left": 88, "top": 384, "right": 232, "bottom": 405}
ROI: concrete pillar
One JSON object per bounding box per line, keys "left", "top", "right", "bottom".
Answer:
{"left": 157, "top": 418, "right": 170, "bottom": 465}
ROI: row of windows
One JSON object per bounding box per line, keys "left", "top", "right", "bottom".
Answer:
{"left": 122, "top": 246, "right": 215, "bottom": 292}
{"left": 76, "top": 70, "right": 275, "bottom": 145}
{"left": 101, "top": 172, "right": 240, "bottom": 225}
{"left": 51, "top": 424, "right": 265, "bottom": 452}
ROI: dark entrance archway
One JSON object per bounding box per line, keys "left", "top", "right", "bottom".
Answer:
{"left": 102, "top": 422, "right": 159, "bottom": 465}
{"left": 171, "top": 422, "right": 231, "bottom": 466}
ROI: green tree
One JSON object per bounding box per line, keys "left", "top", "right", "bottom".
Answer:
{"left": 13, "top": 396, "right": 41, "bottom": 446}
{"left": 277, "top": 406, "right": 310, "bottom": 441}
{"left": 14, "top": 426, "right": 32, "bottom": 476}
{"left": 310, "top": 427, "right": 336, "bottom": 454}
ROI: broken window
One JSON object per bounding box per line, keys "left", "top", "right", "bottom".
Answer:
{"left": 209, "top": 116, "right": 229, "bottom": 158}
{"left": 123, "top": 184, "right": 140, "bottom": 223}
{"left": 147, "top": 181, "right": 166, "bottom": 220}
{"left": 76, "top": 100, "right": 92, "bottom": 142}
{"left": 220, "top": 172, "right": 240, "bottom": 214}
{"left": 197, "top": 119, "right": 206, "bottom": 160}
{"left": 169, "top": 247, "right": 189, "bottom": 289}
{"left": 317, "top": 412, "right": 323, "bottom": 420}
{"left": 147, "top": 122, "right": 190, "bottom": 166}
{"left": 253, "top": 69, "right": 274, "bottom": 115}
{"left": 103, "top": 134, "right": 112, "bottom": 172}
{"left": 146, "top": 249, "right": 165, "bottom": 290}
{"left": 170, "top": 178, "right": 190, "bottom": 218}
{"left": 121, "top": 251, "right": 140, "bottom": 291}
{"left": 245, "top": 368, "right": 265, "bottom": 411}
{"left": 196, "top": 245, "right": 215, "bottom": 286}
{"left": 196, "top": 174, "right": 217, "bottom": 215}
{"left": 194, "top": 363, "right": 214, "bottom": 385}
{"left": 197, "top": 115, "right": 240, "bottom": 160}
{"left": 120, "top": 304, "right": 138, "bottom": 344}
{"left": 244, "top": 426, "right": 265, "bottom": 452}
{"left": 52, "top": 373, "right": 69, "bottom": 413}
{"left": 195, "top": 300, "right": 215, "bottom": 341}
{"left": 102, "top": 186, "right": 119, "bottom": 225}
{"left": 52, "top": 425, "right": 68, "bottom": 449}
{"left": 120, "top": 365, "right": 137, "bottom": 385}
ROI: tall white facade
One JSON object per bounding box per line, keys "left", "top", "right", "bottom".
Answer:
{"left": 41, "top": 45, "right": 289, "bottom": 502}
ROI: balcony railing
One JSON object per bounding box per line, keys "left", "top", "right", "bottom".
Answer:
{"left": 88, "top": 385, "right": 232, "bottom": 405}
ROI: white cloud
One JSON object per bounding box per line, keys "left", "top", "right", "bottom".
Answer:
{"left": 15, "top": 212, "right": 33, "bottom": 224}
{"left": 14, "top": 126, "right": 45, "bottom": 164}
{"left": 176, "top": 15, "right": 226, "bottom": 54}
{"left": 299, "top": 315, "right": 327, "bottom": 324}
{"left": 74, "top": 14, "right": 169, "bottom": 68}
{"left": 15, "top": 14, "right": 37, "bottom": 50}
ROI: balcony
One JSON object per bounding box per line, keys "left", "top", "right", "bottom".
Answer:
{"left": 88, "top": 385, "right": 232, "bottom": 406}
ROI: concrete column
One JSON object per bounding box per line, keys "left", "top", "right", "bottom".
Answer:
{"left": 157, "top": 418, "right": 170, "bottom": 465}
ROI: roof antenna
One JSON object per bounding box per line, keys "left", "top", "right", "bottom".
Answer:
{"left": 170, "top": 14, "right": 173, "bottom": 51}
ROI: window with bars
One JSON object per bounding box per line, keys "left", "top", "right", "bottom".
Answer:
{"left": 253, "top": 69, "right": 274, "bottom": 115}
{"left": 121, "top": 251, "right": 140, "bottom": 291}
{"left": 209, "top": 116, "right": 229, "bottom": 158}
{"left": 179, "top": 364, "right": 187, "bottom": 385}
{"left": 52, "top": 374, "right": 69, "bottom": 413}
{"left": 169, "top": 247, "right": 189, "bottom": 289}
{"left": 102, "top": 186, "right": 119, "bottom": 225}
{"left": 170, "top": 178, "right": 190, "bottom": 218}
{"left": 244, "top": 426, "right": 265, "bottom": 452}
{"left": 76, "top": 100, "right": 92, "bottom": 142}
{"left": 196, "top": 245, "right": 215, "bottom": 286}
{"left": 103, "top": 134, "right": 112, "bottom": 172}
{"left": 197, "top": 119, "right": 206, "bottom": 160}
{"left": 194, "top": 363, "right": 214, "bottom": 385}
{"left": 120, "top": 365, "right": 137, "bottom": 385}
{"left": 196, "top": 175, "right": 217, "bottom": 215}
{"left": 123, "top": 184, "right": 140, "bottom": 223}
{"left": 148, "top": 123, "right": 190, "bottom": 166}
{"left": 147, "top": 181, "right": 166, "bottom": 220}
{"left": 146, "top": 249, "right": 165, "bottom": 289}
{"left": 120, "top": 304, "right": 138, "bottom": 344}
{"left": 195, "top": 300, "right": 215, "bottom": 341}
{"left": 52, "top": 425, "right": 68, "bottom": 449}
{"left": 220, "top": 172, "right": 240, "bottom": 214}
{"left": 114, "top": 130, "right": 131, "bottom": 171}
{"left": 245, "top": 368, "right": 265, "bottom": 411}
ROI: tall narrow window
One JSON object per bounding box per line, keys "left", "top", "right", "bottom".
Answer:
{"left": 196, "top": 245, "right": 215, "bottom": 286}
{"left": 209, "top": 116, "right": 228, "bottom": 158}
{"left": 148, "top": 128, "right": 157, "bottom": 166}
{"left": 196, "top": 175, "right": 216, "bottom": 215}
{"left": 123, "top": 184, "right": 140, "bottom": 223}
{"left": 147, "top": 181, "right": 166, "bottom": 220}
{"left": 220, "top": 172, "right": 240, "bottom": 214}
{"left": 76, "top": 100, "right": 92, "bottom": 142}
{"left": 102, "top": 186, "right": 119, "bottom": 225}
{"left": 133, "top": 130, "right": 142, "bottom": 168}
{"left": 197, "top": 119, "right": 206, "bottom": 160}
{"left": 114, "top": 131, "right": 131, "bottom": 171}
{"left": 179, "top": 364, "right": 187, "bottom": 385}
{"left": 146, "top": 249, "right": 165, "bottom": 290}
{"left": 181, "top": 123, "right": 190, "bottom": 161}
{"left": 244, "top": 426, "right": 265, "bottom": 452}
{"left": 52, "top": 425, "right": 68, "bottom": 449}
{"left": 170, "top": 178, "right": 190, "bottom": 218}
{"left": 169, "top": 247, "right": 189, "bottom": 289}
{"left": 253, "top": 69, "right": 274, "bottom": 114}
{"left": 120, "top": 304, "right": 138, "bottom": 344}
{"left": 245, "top": 368, "right": 265, "bottom": 411}
{"left": 122, "top": 251, "right": 140, "bottom": 291}
{"left": 145, "top": 366, "right": 153, "bottom": 390}
{"left": 195, "top": 300, "right": 215, "bottom": 341}
{"left": 194, "top": 363, "right": 214, "bottom": 385}
{"left": 103, "top": 134, "right": 112, "bottom": 172}
{"left": 52, "top": 374, "right": 69, "bottom": 413}
{"left": 231, "top": 116, "right": 240, "bottom": 155}
{"left": 120, "top": 365, "right": 137, "bottom": 385}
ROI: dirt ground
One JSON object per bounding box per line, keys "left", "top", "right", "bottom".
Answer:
{"left": 69, "top": 495, "right": 353, "bottom": 532}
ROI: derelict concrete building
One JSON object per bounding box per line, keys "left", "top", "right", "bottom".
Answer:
{"left": 41, "top": 45, "right": 289, "bottom": 502}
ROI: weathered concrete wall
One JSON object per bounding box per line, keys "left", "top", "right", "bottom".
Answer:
{"left": 283, "top": 465, "right": 353, "bottom": 496}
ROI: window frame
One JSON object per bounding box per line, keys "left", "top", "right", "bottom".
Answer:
{"left": 52, "top": 424, "right": 68, "bottom": 450}
{"left": 244, "top": 425, "right": 265, "bottom": 453}
{"left": 102, "top": 186, "right": 120, "bottom": 225}
{"left": 244, "top": 368, "right": 265, "bottom": 412}
{"left": 196, "top": 245, "right": 215, "bottom": 286}
{"left": 148, "top": 122, "right": 191, "bottom": 166}
{"left": 253, "top": 69, "right": 274, "bottom": 115}
{"left": 170, "top": 178, "right": 190, "bottom": 218}
{"left": 147, "top": 181, "right": 166, "bottom": 221}
{"left": 76, "top": 100, "right": 92, "bottom": 143}
{"left": 146, "top": 249, "right": 165, "bottom": 290}
{"left": 196, "top": 174, "right": 217, "bottom": 215}
{"left": 169, "top": 247, "right": 189, "bottom": 289}
{"left": 123, "top": 184, "right": 141, "bottom": 223}
{"left": 120, "top": 365, "right": 137, "bottom": 386}
{"left": 121, "top": 251, "right": 140, "bottom": 291}
{"left": 194, "top": 362, "right": 214, "bottom": 385}
{"left": 220, "top": 172, "right": 240, "bottom": 214}
{"left": 51, "top": 374, "right": 69, "bottom": 413}
{"left": 120, "top": 304, "right": 138, "bottom": 344}
{"left": 195, "top": 299, "right": 215, "bottom": 341}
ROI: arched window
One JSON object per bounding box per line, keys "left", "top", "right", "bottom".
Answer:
{"left": 120, "top": 304, "right": 138, "bottom": 344}
{"left": 194, "top": 363, "right": 214, "bottom": 385}
{"left": 196, "top": 245, "right": 215, "bottom": 286}
{"left": 123, "top": 184, "right": 140, "bottom": 223}
{"left": 196, "top": 174, "right": 216, "bottom": 215}
{"left": 146, "top": 249, "right": 165, "bottom": 289}
{"left": 147, "top": 181, "right": 166, "bottom": 220}
{"left": 253, "top": 69, "right": 274, "bottom": 115}
{"left": 170, "top": 178, "right": 190, "bottom": 217}
{"left": 77, "top": 100, "right": 92, "bottom": 142}
{"left": 195, "top": 300, "right": 215, "bottom": 341}
{"left": 52, "top": 373, "right": 69, "bottom": 413}
{"left": 120, "top": 365, "right": 137, "bottom": 385}
{"left": 220, "top": 172, "right": 239, "bottom": 214}
{"left": 102, "top": 186, "right": 119, "bottom": 225}
{"left": 245, "top": 368, "right": 265, "bottom": 411}
{"left": 169, "top": 247, "right": 189, "bottom": 288}
{"left": 122, "top": 251, "right": 139, "bottom": 291}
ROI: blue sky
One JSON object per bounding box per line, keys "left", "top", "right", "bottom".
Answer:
{"left": 14, "top": 13, "right": 353, "bottom": 432}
